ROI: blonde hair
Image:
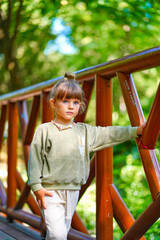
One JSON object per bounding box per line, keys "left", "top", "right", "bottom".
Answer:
{"left": 49, "top": 72, "right": 86, "bottom": 113}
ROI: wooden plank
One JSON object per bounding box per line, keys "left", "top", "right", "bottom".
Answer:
{"left": 0, "top": 230, "right": 16, "bottom": 240}
{"left": 0, "top": 221, "right": 32, "bottom": 240}
{"left": 0, "top": 215, "right": 41, "bottom": 240}
{"left": 0, "top": 207, "right": 42, "bottom": 230}
{"left": 0, "top": 215, "right": 95, "bottom": 240}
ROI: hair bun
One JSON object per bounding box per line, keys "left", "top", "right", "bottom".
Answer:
{"left": 64, "top": 72, "right": 75, "bottom": 81}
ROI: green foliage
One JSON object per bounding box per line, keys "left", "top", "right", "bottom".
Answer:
{"left": 0, "top": 0, "right": 160, "bottom": 92}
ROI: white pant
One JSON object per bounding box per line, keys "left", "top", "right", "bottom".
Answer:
{"left": 41, "top": 190, "right": 79, "bottom": 240}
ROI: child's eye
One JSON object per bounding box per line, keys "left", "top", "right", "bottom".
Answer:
{"left": 74, "top": 101, "right": 80, "bottom": 105}
{"left": 63, "top": 100, "right": 68, "bottom": 103}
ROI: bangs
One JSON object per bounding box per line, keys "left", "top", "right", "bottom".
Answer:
{"left": 56, "top": 82, "right": 83, "bottom": 101}
{"left": 50, "top": 79, "right": 86, "bottom": 113}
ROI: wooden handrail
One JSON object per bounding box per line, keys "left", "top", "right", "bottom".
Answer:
{"left": 0, "top": 46, "right": 160, "bottom": 240}
{"left": 0, "top": 46, "right": 159, "bottom": 103}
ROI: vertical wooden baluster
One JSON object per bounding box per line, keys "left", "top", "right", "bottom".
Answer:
{"left": 42, "top": 91, "right": 53, "bottom": 123}
{"left": 24, "top": 95, "right": 40, "bottom": 145}
{"left": 117, "top": 72, "right": 160, "bottom": 200}
{"left": 17, "top": 100, "right": 30, "bottom": 167}
{"left": 96, "top": 74, "right": 113, "bottom": 240}
{"left": 15, "top": 101, "right": 30, "bottom": 210}
{"left": 75, "top": 81, "right": 94, "bottom": 123}
{"left": 7, "top": 102, "right": 18, "bottom": 208}
{"left": 18, "top": 100, "right": 28, "bottom": 140}
{"left": 0, "top": 104, "right": 7, "bottom": 151}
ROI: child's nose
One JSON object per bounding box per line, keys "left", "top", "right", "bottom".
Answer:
{"left": 68, "top": 102, "right": 74, "bottom": 108}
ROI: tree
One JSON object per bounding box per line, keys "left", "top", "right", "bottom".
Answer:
{"left": 0, "top": 0, "right": 61, "bottom": 92}
{"left": 0, "top": 0, "right": 159, "bottom": 93}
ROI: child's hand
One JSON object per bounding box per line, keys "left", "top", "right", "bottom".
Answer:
{"left": 34, "top": 188, "right": 53, "bottom": 209}
{"left": 137, "top": 122, "right": 146, "bottom": 136}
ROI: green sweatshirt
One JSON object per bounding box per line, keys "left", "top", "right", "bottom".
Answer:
{"left": 28, "top": 122, "right": 137, "bottom": 192}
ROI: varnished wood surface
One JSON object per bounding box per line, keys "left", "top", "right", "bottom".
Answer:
{"left": 0, "top": 215, "right": 41, "bottom": 240}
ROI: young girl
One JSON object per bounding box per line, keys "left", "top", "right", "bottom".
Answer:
{"left": 28, "top": 72, "right": 145, "bottom": 240}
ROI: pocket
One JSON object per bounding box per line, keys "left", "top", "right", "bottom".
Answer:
{"left": 44, "top": 190, "right": 66, "bottom": 205}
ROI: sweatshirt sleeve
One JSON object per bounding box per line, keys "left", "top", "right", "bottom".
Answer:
{"left": 86, "top": 125, "right": 137, "bottom": 152}
{"left": 28, "top": 127, "right": 44, "bottom": 192}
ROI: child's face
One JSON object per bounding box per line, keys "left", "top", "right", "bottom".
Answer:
{"left": 50, "top": 98, "right": 81, "bottom": 124}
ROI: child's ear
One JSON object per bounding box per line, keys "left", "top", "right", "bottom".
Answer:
{"left": 50, "top": 99, "right": 55, "bottom": 107}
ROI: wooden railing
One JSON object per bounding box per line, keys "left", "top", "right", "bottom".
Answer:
{"left": 0, "top": 46, "right": 160, "bottom": 240}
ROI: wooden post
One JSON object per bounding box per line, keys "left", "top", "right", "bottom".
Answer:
{"left": 7, "top": 102, "right": 18, "bottom": 208}
{"left": 141, "top": 82, "right": 160, "bottom": 149}
{"left": 117, "top": 72, "right": 160, "bottom": 200}
{"left": 96, "top": 74, "right": 113, "bottom": 240}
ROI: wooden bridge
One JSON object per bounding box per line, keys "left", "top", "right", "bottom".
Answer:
{"left": 0, "top": 46, "right": 160, "bottom": 239}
